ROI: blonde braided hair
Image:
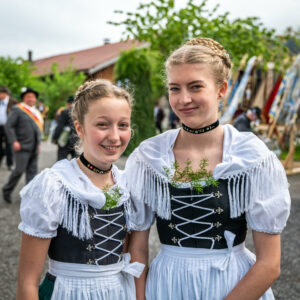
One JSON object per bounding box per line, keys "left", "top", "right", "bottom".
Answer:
{"left": 165, "top": 37, "right": 232, "bottom": 86}
{"left": 72, "top": 79, "right": 132, "bottom": 125}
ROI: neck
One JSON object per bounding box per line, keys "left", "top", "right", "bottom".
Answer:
{"left": 77, "top": 158, "right": 114, "bottom": 189}
{"left": 178, "top": 125, "right": 224, "bottom": 149}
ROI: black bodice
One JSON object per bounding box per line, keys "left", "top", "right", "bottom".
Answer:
{"left": 156, "top": 179, "right": 247, "bottom": 249}
{"left": 48, "top": 204, "right": 127, "bottom": 265}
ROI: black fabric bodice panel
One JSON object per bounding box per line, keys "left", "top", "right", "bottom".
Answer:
{"left": 48, "top": 204, "right": 126, "bottom": 265}
{"left": 156, "top": 179, "right": 247, "bottom": 249}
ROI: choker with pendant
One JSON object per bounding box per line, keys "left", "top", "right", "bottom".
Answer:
{"left": 182, "top": 120, "right": 219, "bottom": 134}
{"left": 79, "top": 153, "right": 112, "bottom": 174}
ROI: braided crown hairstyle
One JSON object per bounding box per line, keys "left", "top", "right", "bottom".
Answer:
{"left": 72, "top": 79, "right": 133, "bottom": 125}
{"left": 165, "top": 37, "right": 232, "bottom": 87}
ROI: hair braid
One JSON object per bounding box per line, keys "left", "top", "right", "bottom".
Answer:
{"left": 186, "top": 37, "right": 232, "bottom": 69}
{"left": 165, "top": 37, "right": 232, "bottom": 86}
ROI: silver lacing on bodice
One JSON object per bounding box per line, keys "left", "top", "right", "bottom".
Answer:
{"left": 92, "top": 210, "right": 126, "bottom": 265}
{"left": 171, "top": 191, "right": 223, "bottom": 249}
{"left": 156, "top": 180, "right": 247, "bottom": 249}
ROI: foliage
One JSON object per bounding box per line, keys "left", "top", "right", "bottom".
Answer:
{"left": 109, "top": 0, "right": 289, "bottom": 71}
{"left": 278, "top": 26, "right": 300, "bottom": 55}
{"left": 0, "top": 57, "right": 86, "bottom": 119}
{"left": 102, "top": 185, "right": 122, "bottom": 210}
{"left": 114, "top": 48, "right": 156, "bottom": 154}
{"left": 0, "top": 56, "right": 40, "bottom": 98}
{"left": 32, "top": 62, "right": 86, "bottom": 119}
{"left": 164, "top": 159, "right": 219, "bottom": 193}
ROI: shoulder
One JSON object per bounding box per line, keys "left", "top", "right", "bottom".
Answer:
{"left": 215, "top": 124, "right": 272, "bottom": 177}
{"left": 126, "top": 129, "right": 179, "bottom": 168}
{"left": 9, "top": 105, "right": 20, "bottom": 112}
{"left": 137, "top": 129, "right": 179, "bottom": 154}
{"left": 60, "top": 108, "right": 70, "bottom": 117}
{"left": 224, "top": 124, "right": 269, "bottom": 159}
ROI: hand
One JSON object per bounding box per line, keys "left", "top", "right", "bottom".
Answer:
{"left": 13, "top": 141, "right": 21, "bottom": 152}
{"left": 38, "top": 145, "right": 41, "bottom": 154}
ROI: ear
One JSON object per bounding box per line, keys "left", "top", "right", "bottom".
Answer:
{"left": 218, "top": 81, "right": 228, "bottom": 99}
{"left": 74, "top": 120, "right": 84, "bottom": 139}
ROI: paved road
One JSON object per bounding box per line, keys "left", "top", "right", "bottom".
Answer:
{"left": 0, "top": 142, "right": 299, "bottom": 299}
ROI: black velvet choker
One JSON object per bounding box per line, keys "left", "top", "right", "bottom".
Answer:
{"left": 182, "top": 120, "right": 219, "bottom": 134}
{"left": 79, "top": 153, "right": 112, "bottom": 174}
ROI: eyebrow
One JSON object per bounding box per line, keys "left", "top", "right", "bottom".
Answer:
{"left": 95, "top": 116, "right": 130, "bottom": 120}
{"left": 168, "top": 80, "right": 205, "bottom": 86}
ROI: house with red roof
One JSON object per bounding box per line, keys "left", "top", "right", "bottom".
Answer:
{"left": 33, "top": 40, "right": 148, "bottom": 81}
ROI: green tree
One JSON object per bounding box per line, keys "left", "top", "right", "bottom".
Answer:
{"left": 32, "top": 62, "right": 86, "bottom": 119}
{"left": 114, "top": 48, "right": 156, "bottom": 154}
{"left": 278, "top": 26, "right": 300, "bottom": 55}
{"left": 0, "top": 56, "right": 39, "bottom": 98}
{"left": 0, "top": 57, "right": 86, "bottom": 119}
{"left": 110, "top": 0, "right": 289, "bottom": 69}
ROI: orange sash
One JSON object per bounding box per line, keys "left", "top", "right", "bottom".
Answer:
{"left": 17, "top": 103, "right": 43, "bottom": 132}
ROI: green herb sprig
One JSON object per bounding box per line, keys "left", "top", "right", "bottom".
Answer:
{"left": 102, "top": 185, "right": 122, "bottom": 210}
{"left": 164, "top": 159, "right": 219, "bottom": 193}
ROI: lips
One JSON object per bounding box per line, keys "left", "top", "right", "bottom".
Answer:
{"left": 179, "top": 107, "right": 198, "bottom": 114}
{"left": 101, "top": 145, "right": 121, "bottom": 153}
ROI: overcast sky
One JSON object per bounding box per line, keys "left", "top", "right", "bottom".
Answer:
{"left": 1, "top": 0, "right": 299, "bottom": 60}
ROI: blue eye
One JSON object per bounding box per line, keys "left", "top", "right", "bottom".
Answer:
{"left": 169, "top": 87, "right": 180, "bottom": 92}
{"left": 119, "top": 123, "right": 130, "bottom": 129}
{"left": 191, "top": 85, "right": 203, "bottom": 90}
{"left": 97, "top": 123, "right": 109, "bottom": 128}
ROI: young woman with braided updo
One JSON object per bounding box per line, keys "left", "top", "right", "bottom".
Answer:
{"left": 126, "top": 38, "right": 290, "bottom": 300}
{"left": 16, "top": 79, "right": 144, "bottom": 300}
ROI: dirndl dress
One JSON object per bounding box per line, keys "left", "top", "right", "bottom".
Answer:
{"left": 125, "top": 125, "right": 291, "bottom": 300}
{"left": 18, "top": 159, "right": 144, "bottom": 300}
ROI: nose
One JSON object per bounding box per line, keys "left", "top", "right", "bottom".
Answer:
{"left": 178, "top": 89, "right": 192, "bottom": 105}
{"left": 107, "top": 125, "right": 120, "bottom": 143}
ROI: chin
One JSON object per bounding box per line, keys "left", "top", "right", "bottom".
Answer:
{"left": 105, "top": 152, "right": 123, "bottom": 163}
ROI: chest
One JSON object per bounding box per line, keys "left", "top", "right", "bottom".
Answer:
{"left": 173, "top": 147, "right": 223, "bottom": 174}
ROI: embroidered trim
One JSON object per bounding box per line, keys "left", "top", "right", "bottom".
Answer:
{"left": 79, "top": 153, "right": 112, "bottom": 174}
{"left": 182, "top": 120, "right": 219, "bottom": 134}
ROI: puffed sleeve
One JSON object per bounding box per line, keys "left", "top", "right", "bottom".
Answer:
{"left": 18, "top": 169, "right": 64, "bottom": 238}
{"left": 246, "top": 186, "right": 291, "bottom": 234}
{"left": 127, "top": 193, "right": 155, "bottom": 231}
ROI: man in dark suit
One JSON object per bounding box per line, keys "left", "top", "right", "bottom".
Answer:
{"left": 0, "top": 86, "right": 17, "bottom": 170}
{"left": 2, "top": 87, "right": 43, "bottom": 203}
{"left": 233, "top": 106, "right": 261, "bottom": 132}
{"left": 53, "top": 96, "right": 77, "bottom": 161}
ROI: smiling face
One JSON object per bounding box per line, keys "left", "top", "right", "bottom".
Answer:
{"left": 23, "top": 92, "right": 37, "bottom": 107}
{"left": 167, "top": 63, "right": 227, "bottom": 129}
{"left": 75, "top": 97, "right": 131, "bottom": 169}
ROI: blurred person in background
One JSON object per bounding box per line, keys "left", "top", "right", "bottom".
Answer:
{"left": 154, "top": 101, "right": 165, "bottom": 133}
{"left": 52, "top": 96, "right": 77, "bottom": 160}
{"left": 0, "top": 85, "right": 16, "bottom": 171}
{"left": 233, "top": 106, "right": 261, "bottom": 132}
{"left": 2, "top": 87, "right": 42, "bottom": 204}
